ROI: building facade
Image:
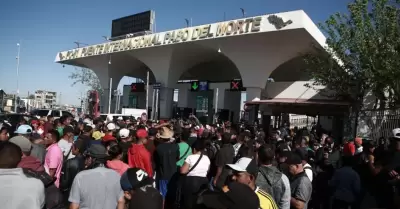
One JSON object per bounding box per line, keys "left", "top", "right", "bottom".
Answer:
{"left": 34, "top": 90, "right": 57, "bottom": 109}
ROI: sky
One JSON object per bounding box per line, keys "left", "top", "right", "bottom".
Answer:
{"left": 0, "top": 0, "right": 353, "bottom": 105}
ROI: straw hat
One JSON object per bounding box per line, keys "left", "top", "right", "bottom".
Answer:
{"left": 157, "top": 126, "right": 174, "bottom": 139}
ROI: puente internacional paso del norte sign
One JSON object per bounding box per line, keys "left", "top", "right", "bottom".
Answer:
{"left": 57, "top": 14, "right": 293, "bottom": 62}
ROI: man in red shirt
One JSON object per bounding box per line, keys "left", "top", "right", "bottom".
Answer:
{"left": 128, "top": 129, "right": 153, "bottom": 177}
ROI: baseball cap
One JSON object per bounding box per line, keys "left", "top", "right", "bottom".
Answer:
{"left": 86, "top": 144, "right": 108, "bottom": 159}
{"left": 119, "top": 128, "right": 130, "bottom": 138}
{"left": 102, "top": 134, "right": 117, "bottom": 142}
{"left": 9, "top": 136, "right": 32, "bottom": 153}
{"left": 15, "top": 125, "right": 33, "bottom": 134}
{"left": 136, "top": 129, "right": 148, "bottom": 138}
{"left": 92, "top": 131, "right": 105, "bottom": 140}
{"left": 200, "top": 182, "right": 260, "bottom": 209}
{"left": 285, "top": 152, "right": 303, "bottom": 165}
{"left": 120, "top": 168, "right": 154, "bottom": 191}
{"left": 393, "top": 128, "right": 400, "bottom": 139}
{"left": 226, "top": 157, "right": 258, "bottom": 176}
{"left": 107, "top": 123, "right": 116, "bottom": 131}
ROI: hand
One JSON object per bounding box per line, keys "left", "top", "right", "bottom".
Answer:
{"left": 389, "top": 170, "right": 399, "bottom": 178}
{"left": 213, "top": 178, "right": 217, "bottom": 186}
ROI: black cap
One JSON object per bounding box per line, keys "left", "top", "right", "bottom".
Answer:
{"left": 120, "top": 168, "right": 154, "bottom": 191}
{"left": 285, "top": 152, "right": 302, "bottom": 165}
{"left": 200, "top": 182, "right": 259, "bottom": 209}
{"left": 86, "top": 144, "right": 108, "bottom": 159}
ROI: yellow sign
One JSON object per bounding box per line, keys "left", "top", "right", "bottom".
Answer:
{"left": 58, "top": 16, "right": 262, "bottom": 61}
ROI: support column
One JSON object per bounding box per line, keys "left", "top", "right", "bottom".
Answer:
{"left": 159, "top": 87, "right": 174, "bottom": 119}
{"left": 246, "top": 87, "right": 262, "bottom": 124}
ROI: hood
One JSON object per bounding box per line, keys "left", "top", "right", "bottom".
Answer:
{"left": 129, "top": 144, "right": 145, "bottom": 155}
{"left": 258, "top": 165, "right": 282, "bottom": 186}
{"left": 106, "top": 160, "right": 129, "bottom": 175}
{"left": 18, "top": 156, "right": 45, "bottom": 172}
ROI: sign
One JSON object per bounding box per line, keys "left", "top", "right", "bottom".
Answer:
{"left": 111, "top": 11, "right": 155, "bottom": 38}
{"left": 199, "top": 81, "right": 209, "bottom": 91}
{"left": 57, "top": 16, "right": 264, "bottom": 61}
{"left": 153, "top": 83, "right": 161, "bottom": 89}
{"left": 267, "top": 15, "right": 292, "bottom": 30}
{"left": 230, "top": 80, "right": 243, "bottom": 91}
{"left": 191, "top": 81, "right": 199, "bottom": 91}
{"left": 130, "top": 83, "right": 145, "bottom": 92}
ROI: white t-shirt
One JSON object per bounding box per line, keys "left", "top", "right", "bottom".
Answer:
{"left": 58, "top": 139, "right": 75, "bottom": 159}
{"left": 185, "top": 154, "right": 210, "bottom": 177}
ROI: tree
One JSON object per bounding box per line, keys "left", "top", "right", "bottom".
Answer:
{"left": 69, "top": 67, "right": 103, "bottom": 94}
{"left": 303, "top": 0, "right": 400, "bottom": 109}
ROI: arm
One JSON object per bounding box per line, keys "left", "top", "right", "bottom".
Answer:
{"left": 290, "top": 198, "right": 305, "bottom": 209}
{"left": 143, "top": 150, "right": 153, "bottom": 177}
{"left": 117, "top": 196, "right": 125, "bottom": 209}
{"left": 69, "top": 203, "right": 79, "bottom": 209}
{"left": 180, "top": 162, "right": 190, "bottom": 174}
{"left": 280, "top": 174, "right": 291, "bottom": 209}
{"left": 291, "top": 178, "right": 311, "bottom": 209}
{"left": 46, "top": 148, "right": 62, "bottom": 178}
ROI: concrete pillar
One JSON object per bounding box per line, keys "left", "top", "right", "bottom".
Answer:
{"left": 159, "top": 87, "right": 174, "bottom": 119}
{"left": 177, "top": 86, "right": 189, "bottom": 108}
{"left": 246, "top": 87, "right": 262, "bottom": 123}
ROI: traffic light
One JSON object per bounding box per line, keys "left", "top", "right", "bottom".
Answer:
{"left": 230, "top": 80, "right": 243, "bottom": 91}
{"left": 130, "top": 83, "right": 145, "bottom": 92}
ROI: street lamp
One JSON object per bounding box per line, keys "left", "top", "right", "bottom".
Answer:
{"left": 73, "top": 42, "right": 89, "bottom": 48}
{"left": 15, "top": 42, "right": 21, "bottom": 112}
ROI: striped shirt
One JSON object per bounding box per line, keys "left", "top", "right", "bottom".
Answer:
{"left": 255, "top": 187, "right": 278, "bottom": 209}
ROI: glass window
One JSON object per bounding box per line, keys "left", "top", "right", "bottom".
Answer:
{"left": 52, "top": 110, "right": 60, "bottom": 117}
{"left": 31, "top": 110, "right": 50, "bottom": 117}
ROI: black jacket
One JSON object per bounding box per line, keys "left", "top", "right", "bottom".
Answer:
{"left": 59, "top": 155, "right": 85, "bottom": 193}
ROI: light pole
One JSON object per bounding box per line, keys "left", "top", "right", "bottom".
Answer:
{"left": 15, "top": 42, "right": 21, "bottom": 112}
{"left": 73, "top": 41, "right": 89, "bottom": 48}
{"left": 240, "top": 8, "right": 245, "bottom": 18}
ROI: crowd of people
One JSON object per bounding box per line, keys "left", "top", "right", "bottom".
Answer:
{"left": 0, "top": 113, "right": 400, "bottom": 209}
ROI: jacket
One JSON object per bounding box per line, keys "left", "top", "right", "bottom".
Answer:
{"left": 128, "top": 144, "right": 153, "bottom": 177}
{"left": 256, "top": 165, "right": 291, "bottom": 209}
{"left": 59, "top": 156, "right": 85, "bottom": 193}
{"left": 18, "top": 156, "right": 45, "bottom": 172}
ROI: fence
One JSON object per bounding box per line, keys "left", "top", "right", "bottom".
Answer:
{"left": 357, "top": 109, "right": 400, "bottom": 140}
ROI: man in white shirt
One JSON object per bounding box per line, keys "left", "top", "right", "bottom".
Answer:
{"left": 58, "top": 126, "right": 75, "bottom": 159}
{"left": 0, "top": 142, "right": 45, "bottom": 209}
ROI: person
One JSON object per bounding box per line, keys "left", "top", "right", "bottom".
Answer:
{"left": 0, "top": 141, "right": 45, "bottom": 209}
{"left": 329, "top": 156, "right": 361, "bottom": 209}
{"left": 256, "top": 145, "right": 291, "bottom": 209}
{"left": 44, "top": 115, "right": 54, "bottom": 135}
{"left": 58, "top": 126, "right": 75, "bottom": 159}
{"left": 0, "top": 127, "right": 9, "bottom": 142}
{"left": 68, "top": 144, "right": 125, "bottom": 209}
{"left": 227, "top": 157, "right": 278, "bottom": 209}
{"left": 59, "top": 139, "right": 87, "bottom": 199}
{"left": 180, "top": 139, "right": 211, "bottom": 209}
{"left": 120, "top": 168, "right": 163, "bottom": 209}
{"left": 107, "top": 143, "right": 130, "bottom": 176}
{"left": 44, "top": 129, "right": 64, "bottom": 188}
{"left": 198, "top": 182, "right": 260, "bottom": 209}
{"left": 213, "top": 132, "right": 235, "bottom": 189}
{"left": 177, "top": 130, "right": 192, "bottom": 168}
{"left": 9, "top": 135, "right": 44, "bottom": 172}
{"left": 128, "top": 129, "right": 153, "bottom": 177}
{"left": 286, "top": 153, "right": 312, "bottom": 209}
{"left": 30, "top": 133, "right": 46, "bottom": 164}
{"left": 154, "top": 126, "right": 179, "bottom": 205}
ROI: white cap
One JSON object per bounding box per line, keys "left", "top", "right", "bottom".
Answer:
{"left": 106, "top": 115, "right": 113, "bottom": 122}
{"left": 119, "top": 128, "right": 130, "bottom": 138}
{"left": 117, "top": 116, "right": 123, "bottom": 120}
{"left": 107, "top": 123, "right": 116, "bottom": 131}
{"left": 226, "top": 157, "right": 256, "bottom": 173}
{"left": 393, "top": 128, "right": 400, "bottom": 139}
{"left": 83, "top": 118, "right": 92, "bottom": 124}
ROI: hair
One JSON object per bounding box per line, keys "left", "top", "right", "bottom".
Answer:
{"left": 221, "top": 132, "right": 232, "bottom": 144}
{"left": 108, "top": 144, "right": 123, "bottom": 159}
{"left": 258, "top": 145, "right": 275, "bottom": 165}
{"left": 192, "top": 139, "right": 206, "bottom": 152}
{"left": 49, "top": 130, "right": 61, "bottom": 142}
{"left": 0, "top": 141, "right": 22, "bottom": 168}
{"left": 59, "top": 116, "right": 68, "bottom": 124}
{"left": 47, "top": 115, "right": 53, "bottom": 120}
{"left": 74, "top": 139, "right": 87, "bottom": 154}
